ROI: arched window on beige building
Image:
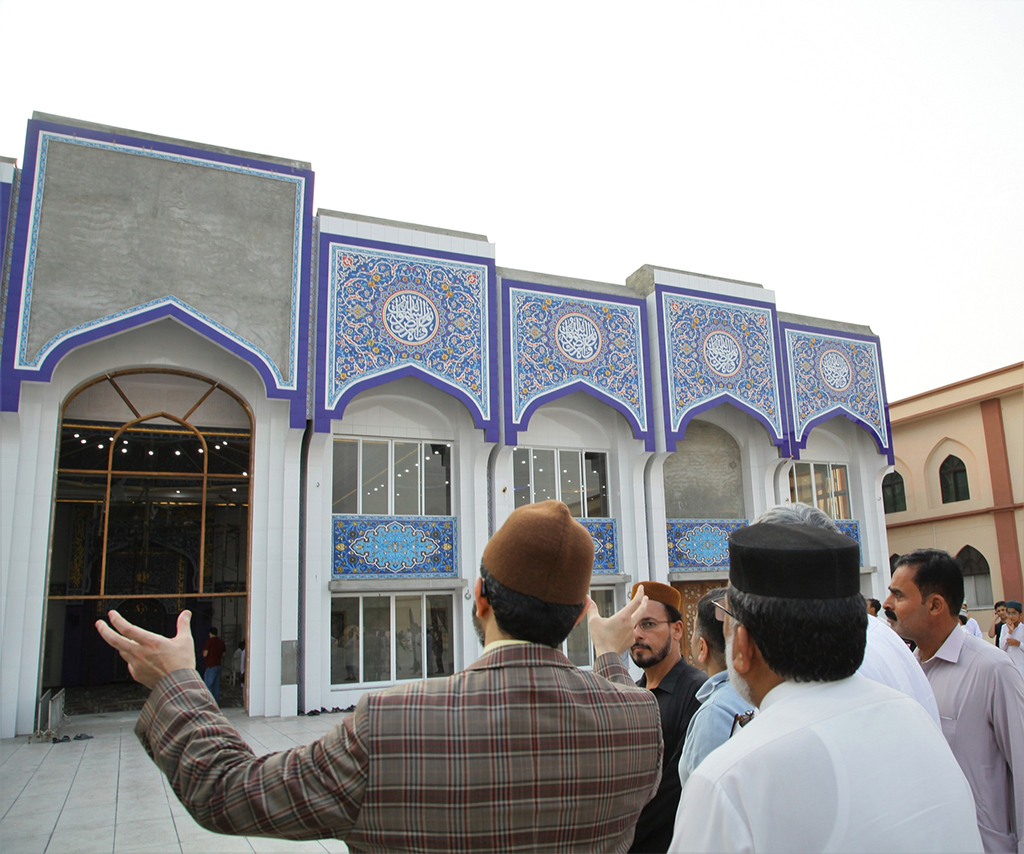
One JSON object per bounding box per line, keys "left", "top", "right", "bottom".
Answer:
{"left": 957, "top": 545, "right": 992, "bottom": 610}
{"left": 940, "top": 455, "right": 970, "bottom": 504}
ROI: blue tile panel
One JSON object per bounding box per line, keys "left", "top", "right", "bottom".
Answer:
{"left": 835, "top": 519, "right": 863, "bottom": 566}
{"left": 506, "top": 285, "right": 650, "bottom": 446}
{"left": 660, "top": 291, "right": 784, "bottom": 448}
{"left": 784, "top": 327, "right": 889, "bottom": 458}
{"left": 326, "top": 244, "right": 491, "bottom": 423}
{"left": 667, "top": 519, "right": 749, "bottom": 570}
{"left": 579, "top": 518, "right": 619, "bottom": 574}
{"left": 333, "top": 515, "right": 458, "bottom": 580}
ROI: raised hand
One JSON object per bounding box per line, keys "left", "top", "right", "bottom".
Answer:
{"left": 588, "top": 585, "right": 650, "bottom": 657}
{"left": 95, "top": 609, "right": 196, "bottom": 689}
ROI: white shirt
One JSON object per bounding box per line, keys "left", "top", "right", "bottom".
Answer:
{"left": 669, "top": 676, "right": 981, "bottom": 853}
{"left": 858, "top": 614, "right": 940, "bottom": 725}
{"left": 963, "top": 617, "right": 984, "bottom": 638}
{"left": 920, "top": 626, "right": 1024, "bottom": 854}
{"left": 998, "top": 622, "right": 1024, "bottom": 681}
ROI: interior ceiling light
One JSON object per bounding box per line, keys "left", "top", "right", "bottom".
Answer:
{"left": 80, "top": 439, "right": 87, "bottom": 444}
{"left": 73, "top": 433, "right": 80, "bottom": 438}
{"left": 175, "top": 450, "right": 181, "bottom": 456}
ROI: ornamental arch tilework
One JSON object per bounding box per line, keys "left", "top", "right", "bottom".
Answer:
{"left": 658, "top": 289, "right": 784, "bottom": 451}
{"left": 505, "top": 284, "right": 652, "bottom": 449}
{"left": 322, "top": 241, "right": 497, "bottom": 437}
{"left": 783, "top": 326, "right": 891, "bottom": 462}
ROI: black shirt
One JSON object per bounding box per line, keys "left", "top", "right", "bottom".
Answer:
{"left": 629, "top": 657, "right": 707, "bottom": 853}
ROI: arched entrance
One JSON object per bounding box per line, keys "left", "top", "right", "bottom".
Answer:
{"left": 41, "top": 370, "right": 252, "bottom": 712}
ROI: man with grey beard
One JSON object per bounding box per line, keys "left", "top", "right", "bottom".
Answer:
{"left": 667, "top": 523, "right": 981, "bottom": 853}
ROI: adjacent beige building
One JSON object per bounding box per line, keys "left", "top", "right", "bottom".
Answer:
{"left": 885, "top": 363, "right": 1023, "bottom": 612}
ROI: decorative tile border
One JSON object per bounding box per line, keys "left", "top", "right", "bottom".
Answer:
{"left": 505, "top": 283, "right": 652, "bottom": 449}
{"left": 580, "top": 517, "right": 619, "bottom": 574}
{"left": 319, "top": 240, "right": 497, "bottom": 438}
{"left": 332, "top": 515, "right": 458, "bottom": 580}
{"left": 658, "top": 288, "right": 784, "bottom": 452}
{"left": 667, "top": 519, "right": 748, "bottom": 570}
{"left": 783, "top": 325, "right": 892, "bottom": 463}
{"left": 835, "top": 519, "right": 864, "bottom": 566}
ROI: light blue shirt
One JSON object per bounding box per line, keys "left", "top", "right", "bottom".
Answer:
{"left": 678, "top": 670, "right": 754, "bottom": 789}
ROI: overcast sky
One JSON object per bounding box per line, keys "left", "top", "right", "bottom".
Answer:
{"left": 2, "top": 0, "right": 1020, "bottom": 402}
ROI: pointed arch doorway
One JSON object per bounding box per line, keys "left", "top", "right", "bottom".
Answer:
{"left": 42, "top": 370, "right": 253, "bottom": 712}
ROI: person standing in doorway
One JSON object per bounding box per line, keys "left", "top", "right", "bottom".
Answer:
{"left": 202, "top": 627, "right": 227, "bottom": 703}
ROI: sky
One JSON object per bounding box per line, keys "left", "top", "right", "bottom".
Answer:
{"left": 1, "top": 0, "right": 1021, "bottom": 402}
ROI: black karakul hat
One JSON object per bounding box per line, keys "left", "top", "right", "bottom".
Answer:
{"left": 728, "top": 523, "right": 861, "bottom": 599}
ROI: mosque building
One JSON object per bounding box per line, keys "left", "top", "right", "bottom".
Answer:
{"left": 0, "top": 114, "right": 896, "bottom": 737}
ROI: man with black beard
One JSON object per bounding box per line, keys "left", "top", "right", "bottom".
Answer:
{"left": 627, "top": 581, "right": 705, "bottom": 853}
{"left": 668, "top": 523, "right": 982, "bottom": 853}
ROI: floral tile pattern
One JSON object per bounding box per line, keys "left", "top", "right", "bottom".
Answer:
{"left": 579, "top": 518, "right": 619, "bottom": 574}
{"left": 784, "top": 327, "right": 888, "bottom": 455}
{"left": 333, "top": 515, "right": 458, "bottom": 579}
{"left": 326, "top": 244, "right": 491, "bottom": 423}
{"left": 660, "top": 291, "right": 783, "bottom": 445}
{"left": 835, "top": 519, "right": 863, "bottom": 565}
{"left": 507, "top": 286, "right": 648, "bottom": 443}
{"left": 667, "top": 519, "right": 749, "bottom": 570}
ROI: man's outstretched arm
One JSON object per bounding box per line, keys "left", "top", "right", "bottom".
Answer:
{"left": 96, "top": 610, "right": 368, "bottom": 840}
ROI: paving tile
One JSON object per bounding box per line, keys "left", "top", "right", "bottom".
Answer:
{"left": 113, "top": 816, "right": 180, "bottom": 852}
{"left": 54, "top": 802, "right": 117, "bottom": 833}
{"left": 46, "top": 824, "right": 115, "bottom": 854}
{"left": 317, "top": 838, "right": 350, "bottom": 853}
{"left": 180, "top": 836, "right": 254, "bottom": 854}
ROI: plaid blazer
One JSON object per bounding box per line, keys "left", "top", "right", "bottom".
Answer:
{"left": 137, "top": 644, "right": 663, "bottom": 853}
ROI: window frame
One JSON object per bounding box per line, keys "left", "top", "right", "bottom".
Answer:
{"left": 882, "top": 471, "right": 907, "bottom": 514}
{"left": 939, "top": 455, "right": 970, "bottom": 504}
{"left": 332, "top": 437, "right": 453, "bottom": 516}
{"left": 788, "top": 461, "right": 852, "bottom": 520}
{"left": 511, "top": 446, "right": 610, "bottom": 518}
{"left": 329, "top": 591, "right": 456, "bottom": 686}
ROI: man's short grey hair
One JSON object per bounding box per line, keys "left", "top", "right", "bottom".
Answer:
{"left": 753, "top": 502, "right": 839, "bottom": 534}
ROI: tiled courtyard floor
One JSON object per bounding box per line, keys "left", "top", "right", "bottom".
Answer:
{"left": 0, "top": 708, "right": 352, "bottom": 854}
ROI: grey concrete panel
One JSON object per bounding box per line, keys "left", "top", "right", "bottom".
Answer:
{"left": 663, "top": 419, "right": 745, "bottom": 519}
{"left": 26, "top": 140, "right": 299, "bottom": 380}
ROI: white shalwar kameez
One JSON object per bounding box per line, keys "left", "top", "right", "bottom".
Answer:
{"left": 669, "top": 675, "right": 982, "bottom": 853}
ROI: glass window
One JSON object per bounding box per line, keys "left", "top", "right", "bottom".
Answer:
{"left": 882, "top": 472, "right": 907, "bottom": 514}
{"left": 330, "top": 598, "right": 360, "bottom": 684}
{"left": 513, "top": 448, "right": 610, "bottom": 518}
{"left": 584, "top": 453, "right": 609, "bottom": 518}
{"left": 940, "top": 456, "right": 970, "bottom": 504}
{"left": 423, "top": 444, "right": 452, "bottom": 516}
{"left": 788, "top": 462, "right": 853, "bottom": 520}
{"left": 565, "top": 588, "right": 616, "bottom": 667}
{"left": 332, "top": 440, "right": 358, "bottom": 514}
{"left": 330, "top": 593, "right": 455, "bottom": 686}
{"left": 333, "top": 439, "right": 452, "bottom": 516}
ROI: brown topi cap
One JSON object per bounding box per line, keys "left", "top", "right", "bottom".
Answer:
{"left": 482, "top": 501, "right": 594, "bottom": 605}
{"left": 630, "top": 581, "right": 681, "bottom": 613}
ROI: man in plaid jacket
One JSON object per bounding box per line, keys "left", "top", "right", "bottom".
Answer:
{"left": 97, "top": 501, "right": 664, "bottom": 852}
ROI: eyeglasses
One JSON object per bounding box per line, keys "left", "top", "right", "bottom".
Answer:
{"left": 712, "top": 597, "right": 734, "bottom": 622}
{"left": 636, "top": 618, "right": 674, "bottom": 632}
{"left": 730, "top": 710, "right": 756, "bottom": 736}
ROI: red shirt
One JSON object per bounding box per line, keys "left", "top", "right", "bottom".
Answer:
{"left": 204, "top": 636, "right": 226, "bottom": 667}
